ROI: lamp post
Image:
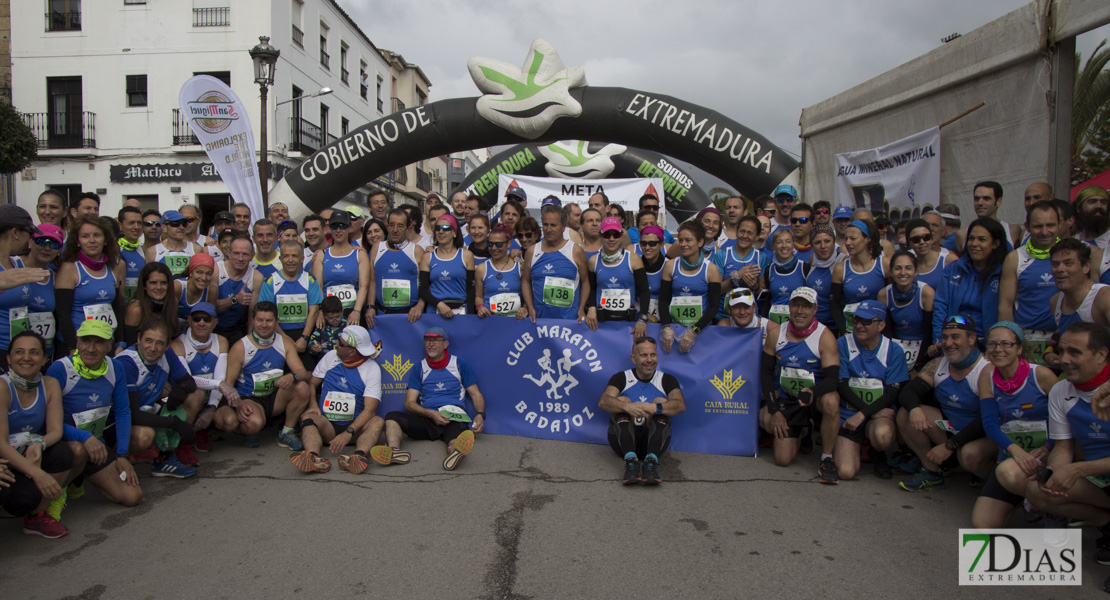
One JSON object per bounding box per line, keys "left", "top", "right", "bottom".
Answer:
{"left": 249, "top": 35, "right": 280, "bottom": 211}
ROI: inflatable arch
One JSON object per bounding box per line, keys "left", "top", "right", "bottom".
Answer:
{"left": 269, "top": 39, "right": 799, "bottom": 219}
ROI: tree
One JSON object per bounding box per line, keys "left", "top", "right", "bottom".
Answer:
{"left": 0, "top": 102, "right": 37, "bottom": 174}
{"left": 1073, "top": 39, "right": 1110, "bottom": 176}
{"left": 1082, "top": 116, "right": 1110, "bottom": 175}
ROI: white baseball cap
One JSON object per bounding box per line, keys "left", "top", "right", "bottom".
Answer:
{"left": 340, "top": 325, "right": 382, "bottom": 359}
{"left": 789, "top": 287, "right": 818, "bottom": 306}
{"left": 728, "top": 288, "right": 755, "bottom": 307}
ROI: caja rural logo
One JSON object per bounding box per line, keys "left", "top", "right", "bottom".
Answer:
{"left": 507, "top": 324, "right": 602, "bottom": 435}
{"left": 187, "top": 91, "right": 239, "bottom": 134}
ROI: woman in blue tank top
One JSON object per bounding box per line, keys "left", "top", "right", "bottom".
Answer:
{"left": 971, "top": 323, "right": 1058, "bottom": 529}
{"left": 807, "top": 224, "right": 840, "bottom": 332}
{"left": 25, "top": 235, "right": 60, "bottom": 361}
{"left": 762, "top": 228, "right": 809, "bottom": 324}
{"left": 0, "top": 217, "right": 35, "bottom": 369}
{"left": 466, "top": 213, "right": 492, "bottom": 268}
{"left": 877, "top": 250, "right": 934, "bottom": 370}
{"left": 175, "top": 254, "right": 217, "bottom": 331}
{"left": 660, "top": 221, "right": 722, "bottom": 353}
{"left": 311, "top": 211, "right": 370, "bottom": 324}
{"left": 636, "top": 226, "right": 668, "bottom": 322}
{"left": 833, "top": 219, "right": 887, "bottom": 335}
{"left": 420, "top": 214, "right": 475, "bottom": 317}
{"left": 54, "top": 216, "right": 125, "bottom": 354}
{"left": 475, "top": 226, "right": 529, "bottom": 319}
{"left": 586, "top": 217, "right": 649, "bottom": 334}
{"left": 905, "top": 219, "right": 953, "bottom": 294}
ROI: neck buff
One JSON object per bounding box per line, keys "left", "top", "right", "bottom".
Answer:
{"left": 893, "top": 281, "right": 917, "bottom": 305}
{"left": 8, "top": 369, "right": 42, "bottom": 392}
{"left": 643, "top": 253, "right": 665, "bottom": 272}
{"left": 811, "top": 251, "right": 839, "bottom": 270}
{"left": 427, "top": 349, "right": 450, "bottom": 370}
{"left": 601, "top": 248, "right": 623, "bottom": 265}
{"left": 78, "top": 251, "right": 107, "bottom": 271}
{"left": 1025, "top": 236, "right": 1059, "bottom": 260}
{"left": 250, "top": 330, "right": 276, "bottom": 347}
{"left": 1075, "top": 361, "right": 1110, "bottom": 392}
{"left": 993, "top": 359, "right": 1030, "bottom": 396}
{"left": 794, "top": 240, "right": 812, "bottom": 253}
{"left": 951, "top": 346, "right": 982, "bottom": 370}
{"left": 681, "top": 252, "right": 704, "bottom": 271}
{"left": 150, "top": 298, "right": 164, "bottom": 313}
{"left": 774, "top": 255, "right": 799, "bottom": 273}
{"left": 342, "top": 354, "right": 369, "bottom": 368}
{"left": 183, "top": 328, "right": 213, "bottom": 351}
{"left": 788, "top": 318, "right": 819, "bottom": 338}
{"left": 72, "top": 352, "right": 108, "bottom": 379}
{"left": 701, "top": 242, "right": 716, "bottom": 256}
{"left": 117, "top": 237, "right": 140, "bottom": 252}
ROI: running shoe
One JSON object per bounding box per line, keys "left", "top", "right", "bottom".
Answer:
{"left": 152, "top": 454, "right": 197, "bottom": 479}
{"left": 818, "top": 457, "right": 839, "bottom": 485}
{"left": 66, "top": 482, "right": 85, "bottom": 500}
{"left": 369, "top": 445, "right": 411, "bottom": 466}
{"left": 129, "top": 444, "right": 160, "bottom": 464}
{"left": 898, "top": 468, "right": 945, "bottom": 492}
{"left": 890, "top": 451, "right": 921, "bottom": 475}
{"left": 642, "top": 458, "right": 662, "bottom": 485}
{"left": 243, "top": 434, "right": 260, "bottom": 448}
{"left": 47, "top": 490, "right": 67, "bottom": 522}
{"left": 194, "top": 430, "right": 213, "bottom": 453}
{"left": 1098, "top": 523, "right": 1110, "bottom": 550}
{"left": 1096, "top": 548, "right": 1110, "bottom": 567}
{"left": 176, "top": 444, "right": 199, "bottom": 467}
{"left": 23, "top": 511, "right": 67, "bottom": 539}
{"left": 871, "top": 451, "right": 892, "bottom": 480}
{"left": 443, "top": 430, "right": 475, "bottom": 471}
{"left": 291, "top": 450, "right": 331, "bottom": 473}
{"left": 622, "top": 459, "right": 641, "bottom": 485}
{"left": 277, "top": 429, "right": 303, "bottom": 451}
{"left": 338, "top": 452, "right": 369, "bottom": 474}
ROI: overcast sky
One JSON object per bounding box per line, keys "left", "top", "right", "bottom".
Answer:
{"left": 339, "top": 0, "right": 1108, "bottom": 187}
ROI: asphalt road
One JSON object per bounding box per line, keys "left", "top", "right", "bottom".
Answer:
{"left": 0, "top": 431, "right": 1106, "bottom": 599}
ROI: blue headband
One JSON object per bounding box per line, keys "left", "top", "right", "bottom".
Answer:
{"left": 989, "top": 320, "right": 1025, "bottom": 344}
{"left": 848, "top": 219, "right": 871, "bottom": 237}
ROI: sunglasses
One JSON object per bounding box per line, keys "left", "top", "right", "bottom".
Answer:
{"left": 165, "top": 220, "right": 189, "bottom": 228}
{"left": 643, "top": 205, "right": 660, "bottom": 212}
{"left": 143, "top": 221, "right": 162, "bottom": 227}
{"left": 488, "top": 240, "right": 508, "bottom": 248}
{"left": 774, "top": 196, "right": 795, "bottom": 203}
{"left": 815, "top": 209, "right": 830, "bottom": 215}
{"left": 852, "top": 316, "right": 881, "bottom": 327}
{"left": 909, "top": 234, "right": 934, "bottom": 244}
{"left": 601, "top": 231, "right": 622, "bottom": 239}
{"left": 33, "top": 237, "right": 61, "bottom": 250}
{"left": 945, "top": 315, "right": 972, "bottom": 326}
{"left": 190, "top": 314, "right": 213, "bottom": 323}
{"left": 423, "top": 336, "right": 446, "bottom": 343}
{"left": 329, "top": 223, "right": 349, "bottom": 230}
{"left": 791, "top": 217, "right": 810, "bottom": 224}
{"left": 435, "top": 224, "right": 454, "bottom": 233}
{"left": 640, "top": 240, "right": 661, "bottom": 248}
{"left": 325, "top": 314, "right": 344, "bottom": 322}
{"left": 517, "top": 232, "right": 535, "bottom": 239}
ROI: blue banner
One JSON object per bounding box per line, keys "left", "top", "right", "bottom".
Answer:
{"left": 371, "top": 316, "right": 760, "bottom": 456}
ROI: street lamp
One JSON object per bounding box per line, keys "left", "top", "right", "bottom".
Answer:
{"left": 249, "top": 35, "right": 280, "bottom": 210}
{"left": 275, "top": 87, "right": 333, "bottom": 107}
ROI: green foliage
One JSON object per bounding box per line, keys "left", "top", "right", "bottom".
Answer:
{"left": 1082, "top": 118, "right": 1110, "bottom": 175}
{"left": 0, "top": 103, "right": 37, "bottom": 174}
{"left": 1074, "top": 39, "right": 1110, "bottom": 164}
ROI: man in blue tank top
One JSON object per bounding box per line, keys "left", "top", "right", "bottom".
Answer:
{"left": 523, "top": 205, "right": 591, "bottom": 322}
{"left": 599, "top": 336, "right": 685, "bottom": 485}
{"left": 378, "top": 327, "right": 486, "bottom": 471}
{"left": 1026, "top": 323, "right": 1110, "bottom": 579}
{"left": 998, "top": 201, "right": 1061, "bottom": 365}
{"left": 896, "top": 315, "right": 996, "bottom": 492}
{"left": 117, "top": 206, "right": 146, "bottom": 303}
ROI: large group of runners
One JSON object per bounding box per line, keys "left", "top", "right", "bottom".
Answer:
{"left": 5, "top": 180, "right": 1110, "bottom": 589}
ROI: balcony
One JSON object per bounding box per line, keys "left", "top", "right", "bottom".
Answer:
{"left": 193, "top": 7, "right": 229, "bottom": 27}
{"left": 396, "top": 167, "right": 408, "bottom": 186}
{"left": 377, "top": 98, "right": 384, "bottom": 112}
{"left": 415, "top": 168, "right": 432, "bottom": 192}
{"left": 22, "top": 111, "right": 96, "bottom": 149}
{"left": 45, "top": 11, "right": 80, "bottom": 32}
{"left": 320, "top": 49, "right": 330, "bottom": 70}
{"left": 291, "top": 25, "right": 303, "bottom": 48}
{"left": 290, "top": 117, "right": 321, "bottom": 154}
{"left": 391, "top": 97, "right": 405, "bottom": 113}
{"left": 172, "top": 109, "right": 199, "bottom": 146}
{"left": 341, "top": 68, "right": 349, "bottom": 86}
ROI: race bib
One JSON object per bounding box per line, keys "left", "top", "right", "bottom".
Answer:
{"left": 73, "top": 406, "right": 111, "bottom": 439}
{"left": 1087, "top": 474, "right": 1110, "bottom": 488}
{"left": 439, "top": 404, "right": 472, "bottom": 423}
{"left": 1000, "top": 419, "right": 1048, "bottom": 451}
{"left": 848, "top": 377, "right": 884, "bottom": 405}
{"left": 164, "top": 254, "right": 190, "bottom": 276}
{"left": 125, "top": 277, "right": 138, "bottom": 303}
{"left": 843, "top": 302, "right": 860, "bottom": 334}
{"left": 543, "top": 276, "right": 575, "bottom": 308}
{"left": 322, "top": 391, "right": 356, "bottom": 422}
{"left": 381, "top": 278, "right": 411, "bottom": 308}
{"left": 669, "top": 295, "right": 702, "bottom": 327}
{"left": 276, "top": 294, "right": 308, "bottom": 324}
{"left": 935, "top": 419, "right": 958, "bottom": 434}
{"left": 325, "top": 284, "right": 357, "bottom": 309}
{"left": 489, "top": 293, "right": 521, "bottom": 315}
{"left": 251, "top": 368, "right": 284, "bottom": 396}
{"left": 779, "top": 366, "right": 815, "bottom": 397}
{"left": 83, "top": 303, "right": 118, "bottom": 332}
{"left": 893, "top": 338, "right": 922, "bottom": 366}
{"left": 8, "top": 306, "right": 28, "bottom": 340}
{"left": 8, "top": 431, "right": 36, "bottom": 452}
{"left": 29, "top": 312, "right": 56, "bottom": 352}
{"left": 1023, "top": 329, "right": 1053, "bottom": 367}
{"left": 599, "top": 288, "right": 631, "bottom": 312}
{"left": 647, "top": 299, "right": 659, "bottom": 320}
{"left": 769, "top": 304, "right": 790, "bottom": 325}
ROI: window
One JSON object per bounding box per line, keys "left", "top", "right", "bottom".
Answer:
{"left": 291, "top": 0, "right": 303, "bottom": 48}
{"left": 320, "top": 104, "right": 329, "bottom": 141}
{"left": 47, "top": 0, "right": 81, "bottom": 32}
{"left": 192, "top": 1, "right": 230, "bottom": 27}
{"left": 319, "top": 23, "right": 330, "bottom": 69}
{"left": 126, "top": 75, "right": 147, "bottom": 107}
{"left": 376, "top": 75, "right": 384, "bottom": 112}
{"left": 359, "top": 61, "right": 368, "bottom": 100}
{"left": 341, "top": 117, "right": 349, "bottom": 136}
{"left": 340, "top": 43, "right": 349, "bottom": 85}
{"left": 193, "top": 71, "right": 230, "bottom": 87}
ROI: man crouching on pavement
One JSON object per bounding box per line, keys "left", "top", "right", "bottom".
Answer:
{"left": 599, "top": 336, "right": 686, "bottom": 485}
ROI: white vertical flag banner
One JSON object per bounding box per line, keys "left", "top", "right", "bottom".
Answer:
{"left": 178, "top": 75, "right": 264, "bottom": 225}
{"left": 833, "top": 126, "right": 941, "bottom": 217}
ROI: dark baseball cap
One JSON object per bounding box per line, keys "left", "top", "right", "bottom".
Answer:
{"left": 0, "top": 205, "right": 42, "bottom": 234}
{"left": 214, "top": 210, "right": 234, "bottom": 222}
{"left": 329, "top": 211, "right": 351, "bottom": 226}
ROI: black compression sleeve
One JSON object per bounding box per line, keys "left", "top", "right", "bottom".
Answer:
{"left": 810, "top": 365, "right": 840, "bottom": 397}
{"left": 952, "top": 417, "right": 985, "bottom": 447}
{"left": 693, "top": 282, "right": 721, "bottom": 330}
{"left": 863, "top": 382, "right": 902, "bottom": 417}
{"left": 831, "top": 283, "right": 846, "bottom": 334}
{"left": 761, "top": 352, "right": 778, "bottom": 407}
{"left": 633, "top": 268, "right": 649, "bottom": 319}
{"left": 54, "top": 288, "right": 77, "bottom": 352}
{"left": 128, "top": 391, "right": 178, "bottom": 429}
{"left": 838, "top": 378, "right": 865, "bottom": 412}
{"left": 586, "top": 270, "right": 598, "bottom": 309}
{"left": 112, "top": 288, "right": 125, "bottom": 345}
{"left": 916, "top": 312, "right": 934, "bottom": 369}
{"left": 659, "top": 278, "right": 674, "bottom": 326}
{"left": 418, "top": 271, "right": 438, "bottom": 307}
{"left": 899, "top": 377, "right": 932, "bottom": 411}
{"left": 465, "top": 269, "right": 475, "bottom": 310}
